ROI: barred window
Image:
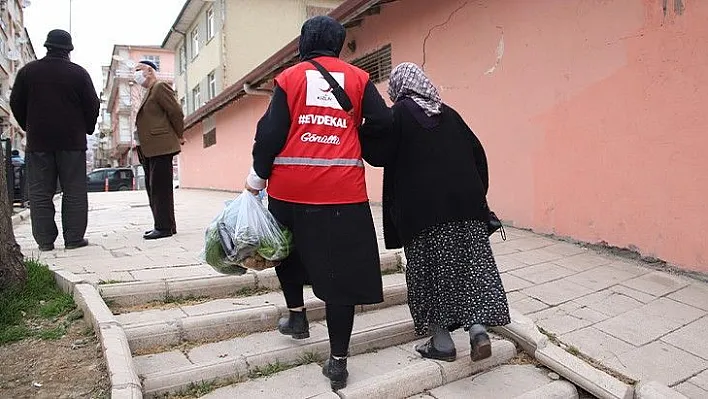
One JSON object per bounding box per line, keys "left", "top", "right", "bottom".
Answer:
{"left": 350, "top": 44, "right": 392, "bottom": 84}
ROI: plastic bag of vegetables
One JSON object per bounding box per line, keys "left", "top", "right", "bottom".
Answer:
{"left": 201, "top": 191, "right": 292, "bottom": 273}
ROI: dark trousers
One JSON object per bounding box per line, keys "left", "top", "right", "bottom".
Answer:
{"left": 138, "top": 148, "right": 176, "bottom": 232}
{"left": 26, "top": 151, "right": 88, "bottom": 246}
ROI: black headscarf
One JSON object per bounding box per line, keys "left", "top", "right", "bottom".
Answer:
{"left": 298, "top": 16, "right": 346, "bottom": 61}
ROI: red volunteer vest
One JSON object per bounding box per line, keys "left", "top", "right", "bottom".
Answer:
{"left": 267, "top": 57, "right": 370, "bottom": 205}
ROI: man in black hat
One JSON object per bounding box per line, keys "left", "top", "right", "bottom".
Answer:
{"left": 10, "top": 29, "right": 100, "bottom": 251}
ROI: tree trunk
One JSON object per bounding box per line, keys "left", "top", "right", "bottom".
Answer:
{"left": 0, "top": 151, "right": 25, "bottom": 290}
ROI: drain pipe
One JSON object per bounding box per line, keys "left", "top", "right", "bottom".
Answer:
{"left": 244, "top": 83, "right": 273, "bottom": 97}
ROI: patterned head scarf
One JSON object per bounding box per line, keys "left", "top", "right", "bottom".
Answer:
{"left": 387, "top": 62, "right": 442, "bottom": 117}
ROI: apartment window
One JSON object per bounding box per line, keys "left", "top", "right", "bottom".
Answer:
{"left": 192, "top": 86, "right": 201, "bottom": 111}
{"left": 118, "top": 115, "right": 131, "bottom": 143}
{"left": 206, "top": 8, "right": 215, "bottom": 40}
{"left": 143, "top": 55, "right": 161, "bottom": 70}
{"left": 207, "top": 71, "right": 216, "bottom": 100}
{"left": 350, "top": 44, "right": 392, "bottom": 84}
{"left": 203, "top": 116, "right": 216, "bottom": 148}
{"left": 306, "top": 5, "right": 334, "bottom": 18}
{"left": 180, "top": 97, "right": 186, "bottom": 115}
{"left": 178, "top": 45, "right": 186, "bottom": 74}
{"left": 191, "top": 27, "right": 200, "bottom": 59}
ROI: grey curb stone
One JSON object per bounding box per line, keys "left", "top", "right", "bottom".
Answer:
{"left": 492, "top": 308, "right": 548, "bottom": 354}
{"left": 74, "top": 283, "right": 118, "bottom": 331}
{"left": 73, "top": 283, "right": 142, "bottom": 398}
{"left": 634, "top": 381, "right": 688, "bottom": 399}
{"left": 124, "top": 279, "right": 408, "bottom": 352}
{"left": 338, "top": 340, "right": 516, "bottom": 399}
{"left": 100, "top": 254, "right": 402, "bottom": 308}
{"left": 514, "top": 380, "right": 580, "bottom": 399}
{"left": 111, "top": 385, "right": 143, "bottom": 399}
{"left": 53, "top": 269, "right": 86, "bottom": 295}
{"left": 141, "top": 319, "right": 417, "bottom": 396}
{"left": 536, "top": 344, "right": 633, "bottom": 399}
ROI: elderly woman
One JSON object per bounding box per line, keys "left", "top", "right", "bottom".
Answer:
{"left": 364, "top": 62, "right": 510, "bottom": 362}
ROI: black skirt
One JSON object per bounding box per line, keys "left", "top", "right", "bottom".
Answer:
{"left": 268, "top": 197, "right": 384, "bottom": 306}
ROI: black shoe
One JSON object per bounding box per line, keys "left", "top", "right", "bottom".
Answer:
{"left": 470, "top": 332, "right": 492, "bottom": 361}
{"left": 143, "top": 229, "right": 173, "bottom": 240}
{"left": 415, "top": 338, "right": 457, "bottom": 362}
{"left": 38, "top": 243, "right": 55, "bottom": 252}
{"left": 278, "top": 309, "right": 310, "bottom": 339}
{"left": 322, "top": 356, "right": 348, "bottom": 390}
{"left": 65, "top": 239, "right": 89, "bottom": 250}
{"left": 145, "top": 228, "right": 176, "bottom": 235}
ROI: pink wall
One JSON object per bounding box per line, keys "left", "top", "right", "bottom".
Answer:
{"left": 180, "top": 0, "right": 708, "bottom": 272}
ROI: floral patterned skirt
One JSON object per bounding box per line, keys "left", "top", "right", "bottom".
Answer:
{"left": 403, "top": 219, "right": 511, "bottom": 335}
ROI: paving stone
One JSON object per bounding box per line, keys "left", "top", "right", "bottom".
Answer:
{"left": 531, "top": 307, "right": 593, "bottom": 336}
{"left": 133, "top": 350, "right": 192, "bottom": 376}
{"left": 515, "top": 380, "right": 580, "bottom": 399}
{"left": 202, "top": 364, "right": 328, "bottom": 399}
{"left": 344, "top": 346, "right": 421, "bottom": 386}
{"left": 564, "top": 265, "right": 643, "bottom": 291}
{"left": 621, "top": 272, "right": 690, "bottom": 297}
{"left": 507, "top": 237, "right": 558, "bottom": 251}
{"left": 603, "top": 341, "right": 706, "bottom": 386}
{"left": 560, "top": 327, "right": 635, "bottom": 362}
{"left": 668, "top": 284, "right": 708, "bottom": 311}
{"left": 429, "top": 365, "right": 551, "bottom": 398}
{"left": 674, "top": 382, "right": 707, "bottom": 399}
{"left": 553, "top": 253, "right": 613, "bottom": 272}
{"left": 608, "top": 285, "right": 656, "bottom": 304}
{"left": 116, "top": 308, "right": 186, "bottom": 326}
{"left": 688, "top": 369, "right": 708, "bottom": 391}
{"left": 522, "top": 278, "right": 596, "bottom": 306}
{"left": 491, "top": 241, "right": 523, "bottom": 256}
{"left": 544, "top": 242, "right": 588, "bottom": 256}
{"left": 511, "top": 262, "right": 577, "bottom": 284}
{"left": 131, "top": 265, "right": 215, "bottom": 281}
{"left": 573, "top": 289, "right": 645, "bottom": 317}
{"left": 594, "top": 298, "right": 705, "bottom": 346}
{"left": 509, "top": 248, "right": 568, "bottom": 266}
{"left": 635, "top": 381, "right": 689, "bottom": 399}
{"left": 179, "top": 292, "right": 284, "bottom": 317}
{"left": 495, "top": 254, "right": 530, "bottom": 273}
{"left": 509, "top": 293, "right": 549, "bottom": 315}
{"left": 661, "top": 316, "right": 708, "bottom": 360}
{"left": 501, "top": 273, "right": 534, "bottom": 292}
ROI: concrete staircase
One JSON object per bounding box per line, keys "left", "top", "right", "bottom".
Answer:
{"left": 100, "top": 253, "right": 581, "bottom": 398}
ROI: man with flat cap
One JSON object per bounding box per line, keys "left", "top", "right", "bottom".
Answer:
{"left": 133, "top": 60, "right": 184, "bottom": 240}
{"left": 10, "top": 29, "right": 99, "bottom": 251}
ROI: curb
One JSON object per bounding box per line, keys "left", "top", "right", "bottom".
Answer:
{"left": 123, "top": 279, "right": 408, "bottom": 353}
{"left": 73, "top": 284, "right": 142, "bottom": 399}
{"left": 100, "top": 251, "right": 402, "bottom": 308}
{"left": 338, "top": 340, "right": 516, "bottom": 399}
{"left": 141, "top": 318, "right": 418, "bottom": 397}
{"left": 493, "top": 310, "right": 687, "bottom": 399}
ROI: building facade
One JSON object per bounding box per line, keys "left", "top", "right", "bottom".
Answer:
{"left": 99, "top": 45, "right": 175, "bottom": 167}
{"left": 0, "top": 0, "right": 36, "bottom": 154}
{"left": 174, "top": 0, "right": 708, "bottom": 273}
{"left": 163, "top": 0, "right": 344, "bottom": 118}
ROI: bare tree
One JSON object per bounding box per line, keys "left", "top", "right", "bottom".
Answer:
{"left": 0, "top": 153, "right": 25, "bottom": 289}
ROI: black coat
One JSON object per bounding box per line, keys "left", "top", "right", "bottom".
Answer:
{"left": 363, "top": 99, "right": 490, "bottom": 249}
{"left": 10, "top": 52, "right": 100, "bottom": 152}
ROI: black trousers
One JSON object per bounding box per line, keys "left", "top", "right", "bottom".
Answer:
{"left": 26, "top": 151, "right": 88, "bottom": 246}
{"left": 138, "top": 147, "right": 176, "bottom": 232}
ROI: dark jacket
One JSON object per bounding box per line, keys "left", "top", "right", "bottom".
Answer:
{"left": 135, "top": 81, "right": 184, "bottom": 158}
{"left": 10, "top": 52, "right": 99, "bottom": 152}
{"left": 364, "top": 98, "right": 490, "bottom": 249}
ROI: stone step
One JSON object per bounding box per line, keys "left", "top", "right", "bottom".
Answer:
{"left": 137, "top": 304, "right": 429, "bottom": 397}
{"left": 198, "top": 331, "right": 520, "bottom": 399}
{"left": 100, "top": 251, "right": 403, "bottom": 308}
{"left": 119, "top": 273, "right": 407, "bottom": 354}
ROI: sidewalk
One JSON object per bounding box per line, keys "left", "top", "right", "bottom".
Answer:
{"left": 13, "top": 189, "right": 708, "bottom": 396}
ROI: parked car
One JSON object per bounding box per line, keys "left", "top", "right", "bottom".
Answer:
{"left": 87, "top": 168, "right": 134, "bottom": 192}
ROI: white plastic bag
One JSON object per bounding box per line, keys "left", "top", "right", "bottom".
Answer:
{"left": 201, "top": 191, "right": 292, "bottom": 273}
